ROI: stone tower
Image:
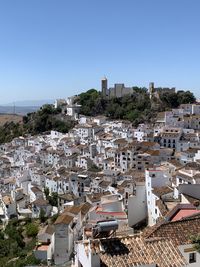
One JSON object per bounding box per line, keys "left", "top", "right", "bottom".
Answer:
{"left": 149, "top": 82, "right": 155, "bottom": 99}
{"left": 101, "top": 77, "right": 108, "bottom": 98}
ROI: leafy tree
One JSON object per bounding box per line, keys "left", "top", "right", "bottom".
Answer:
{"left": 76, "top": 87, "right": 196, "bottom": 127}
{"left": 26, "top": 223, "right": 38, "bottom": 237}
{"left": 44, "top": 187, "right": 50, "bottom": 199}
{"left": 0, "top": 239, "right": 11, "bottom": 257}
{"left": 39, "top": 208, "right": 46, "bottom": 223}
{"left": 51, "top": 213, "right": 59, "bottom": 223}
{"left": 4, "top": 220, "right": 25, "bottom": 249}
{"left": 0, "top": 219, "right": 41, "bottom": 267}
{"left": 88, "top": 164, "right": 102, "bottom": 172}
{"left": 159, "top": 92, "right": 179, "bottom": 108}
{"left": 48, "top": 192, "right": 58, "bottom": 207}
{"left": 177, "top": 90, "right": 196, "bottom": 104}
{"left": 0, "top": 103, "right": 76, "bottom": 144}
{"left": 191, "top": 234, "right": 200, "bottom": 252}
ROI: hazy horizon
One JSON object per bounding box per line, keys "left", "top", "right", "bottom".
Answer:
{"left": 0, "top": 80, "right": 199, "bottom": 105}
{"left": 0, "top": 99, "right": 54, "bottom": 106}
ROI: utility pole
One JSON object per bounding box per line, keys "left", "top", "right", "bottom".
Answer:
{"left": 13, "top": 102, "right": 15, "bottom": 115}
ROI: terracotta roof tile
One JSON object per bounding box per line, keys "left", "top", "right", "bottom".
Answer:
{"left": 54, "top": 214, "right": 74, "bottom": 225}
{"left": 152, "top": 186, "right": 173, "bottom": 198}
{"left": 156, "top": 199, "right": 169, "bottom": 216}
{"left": 78, "top": 235, "right": 186, "bottom": 267}
{"left": 32, "top": 199, "right": 49, "bottom": 206}
{"left": 87, "top": 192, "right": 111, "bottom": 203}
{"left": 144, "top": 213, "right": 200, "bottom": 246}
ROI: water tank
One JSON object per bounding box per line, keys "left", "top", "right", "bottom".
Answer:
{"left": 96, "top": 220, "right": 118, "bottom": 233}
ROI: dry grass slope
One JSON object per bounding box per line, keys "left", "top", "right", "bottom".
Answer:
{"left": 0, "top": 114, "right": 23, "bottom": 126}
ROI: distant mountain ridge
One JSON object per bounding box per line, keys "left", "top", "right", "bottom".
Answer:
{"left": 0, "top": 106, "right": 40, "bottom": 115}
{"left": 0, "top": 99, "right": 55, "bottom": 115}
{"left": 2, "top": 99, "right": 54, "bottom": 107}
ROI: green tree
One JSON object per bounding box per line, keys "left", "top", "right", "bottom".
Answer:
{"left": 26, "top": 223, "right": 38, "bottom": 237}
{"left": 44, "top": 187, "right": 50, "bottom": 199}
{"left": 39, "top": 208, "right": 46, "bottom": 223}
{"left": 159, "top": 92, "right": 179, "bottom": 108}
{"left": 177, "top": 90, "right": 196, "bottom": 104}
{"left": 48, "top": 192, "right": 58, "bottom": 207}
{"left": 191, "top": 234, "right": 200, "bottom": 252}
{"left": 51, "top": 213, "right": 59, "bottom": 223}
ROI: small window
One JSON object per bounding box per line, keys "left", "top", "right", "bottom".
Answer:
{"left": 189, "top": 252, "right": 196, "bottom": 263}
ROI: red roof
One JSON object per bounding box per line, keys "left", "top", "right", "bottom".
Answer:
{"left": 171, "top": 209, "right": 200, "bottom": 221}
{"left": 36, "top": 245, "right": 49, "bottom": 251}
{"left": 95, "top": 207, "right": 127, "bottom": 216}
{"left": 96, "top": 211, "right": 126, "bottom": 215}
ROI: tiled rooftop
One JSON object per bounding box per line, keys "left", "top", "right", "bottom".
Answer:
{"left": 144, "top": 213, "right": 200, "bottom": 246}
{"left": 152, "top": 186, "right": 173, "bottom": 197}
{"left": 79, "top": 235, "right": 186, "bottom": 267}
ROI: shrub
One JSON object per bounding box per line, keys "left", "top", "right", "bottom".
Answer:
{"left": 26, "top": 223, "right": 38, "bottom": 237}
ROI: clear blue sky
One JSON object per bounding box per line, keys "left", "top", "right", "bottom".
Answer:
{"left": 0, "top": 0, "right": 200, "bottom": 104}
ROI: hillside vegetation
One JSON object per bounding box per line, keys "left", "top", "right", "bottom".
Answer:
{"left": 0, "top": 88, "right": 196, "bottom": 144}
{"left": 0, "top": 218, "right": 41, "bottom": 267}
{"left": 0, "top": 105, "right": 75, "bottom": 144}
{"left": 77, "top": 88, "right": 196, "bottom": 125}
{"left": 0, "top": 114, "right": 23, "bottom": 126}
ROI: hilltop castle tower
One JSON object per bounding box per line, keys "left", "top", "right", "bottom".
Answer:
{"left": 101, "top": 77, "right": 108, "bottom": 98}
{"left": 149, "top": 82, "right": 155, "bottom": 99}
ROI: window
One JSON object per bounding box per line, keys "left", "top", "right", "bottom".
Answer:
{"left": 189, "top": 252, "right": 196, "bottom": 263}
